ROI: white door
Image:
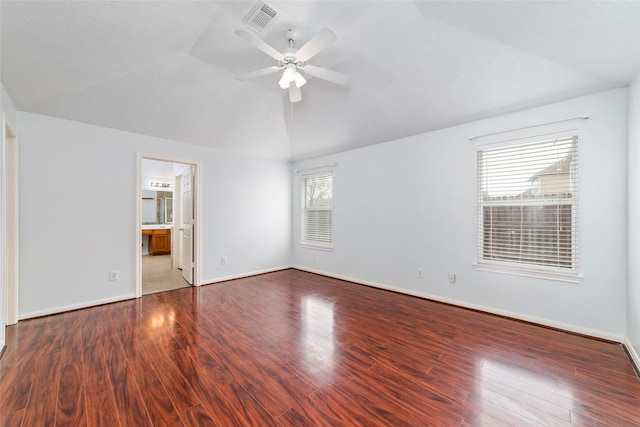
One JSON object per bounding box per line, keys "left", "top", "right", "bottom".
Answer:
{"left": 180, "top": 167, "right": 194, "bottom": 284}
{"left": 172, "top": 174, "right": 182, "bottom": 270}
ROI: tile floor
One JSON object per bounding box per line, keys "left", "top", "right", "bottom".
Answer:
{"left": 142, "top": 254, "right": 190, "bottom": 295}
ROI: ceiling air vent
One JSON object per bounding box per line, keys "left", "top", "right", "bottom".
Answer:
{"left": 243, "top": 2, "right": 277, "bottom": 33}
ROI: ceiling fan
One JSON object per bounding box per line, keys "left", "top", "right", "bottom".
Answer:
{"left": 234, "top": 28, "right": 349, "bottom": 103}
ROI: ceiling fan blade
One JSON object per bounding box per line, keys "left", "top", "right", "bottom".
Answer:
{"left": 302, "top": 65, "right": 350, "bottom": 86}
{"left": 235, "top": 29, "right": 284, "bottom": 61}
{"left": 289, "top": 83, "right": 302, "bottom": 103}
{"left": 295, "top": 28, "right": 337, "bottom": 62}
{"left": 235, "top": 66, "right": 282, "bottom": 81}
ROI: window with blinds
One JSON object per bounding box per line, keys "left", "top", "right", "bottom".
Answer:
{"left": 477, "top": 136, "right": 578, "bottom": 272}
{"left": 303, "top": 173, "right": 333, "bottom": 247}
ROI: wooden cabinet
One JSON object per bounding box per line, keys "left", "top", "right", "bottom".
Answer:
{"left": 143, "top": 228, "right": 171, "bottom": 256}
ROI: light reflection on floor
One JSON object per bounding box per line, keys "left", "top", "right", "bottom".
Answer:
{"left": 149, "top": 310, "right": 177, "bottom": 332}
{"left": 301, "top": 295, "right": 336, "bottom": 379}
{"left": 477, "top": 359, "right": 575, "bottom": 424}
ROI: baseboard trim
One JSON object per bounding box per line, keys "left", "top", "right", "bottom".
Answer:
{"left": 201, "top": 265, "right": 292, "bottom": 286}
{"left": 19, "top": 294, "right": 137, "bottom": 321}
{"left": 292, "top": 265, "right": 624, "bottom": 343}
{"left": 623, "top": 337, "right": 640, "bottom": 377}
{"left": 14, "top": 267, "right": 631, "bottom": 351}
{"left": 16, "top": 266, "right": 293, "bottom": 321}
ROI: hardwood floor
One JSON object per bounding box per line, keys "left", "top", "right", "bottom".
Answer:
{"left": 2, "top": 269, "right": 639, "bottom": 426}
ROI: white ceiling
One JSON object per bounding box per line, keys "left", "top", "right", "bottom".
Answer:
{"left": 2, "top": 1, "right": 640, "bottom": 162}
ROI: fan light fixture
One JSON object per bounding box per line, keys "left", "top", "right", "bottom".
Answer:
{"left": 278, "top": 63, "right": 306, "bottom": 89}
{"left": 150, "top": 182, "right": 173, "bottom": 189}
{"left": 234, "top": 27, "right": 349, "bottom": 103}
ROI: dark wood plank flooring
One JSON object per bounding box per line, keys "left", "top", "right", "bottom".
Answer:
{"left": 2, "top": 269, "right": 639, "bottom": 426}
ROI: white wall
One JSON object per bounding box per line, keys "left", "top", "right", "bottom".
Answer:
{"left": 141, "top": 190, "right": 158, "bottom": 223}
{"left": 293, "top": 88, "right": 628, "bottom": 340}
{"left": 17, "top": 112, "right": 291, "bottom": 318}
{"left": 8, "top": 87, "right": 636, "bottom": 350}
{"left": 627, "top": 71, "right": 640, "bottom": 366}
{"left": 1, "top": 83, "right": 17, "bottom": 127}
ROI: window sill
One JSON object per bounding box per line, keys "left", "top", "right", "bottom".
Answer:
{"left": 300, "top": 242, "right": 333, "bottom": 251}
{"left": 473, "top": 262, "right": 583, "bottom": 284}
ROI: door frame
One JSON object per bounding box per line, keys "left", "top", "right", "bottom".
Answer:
{"left": 136, "top": 153, "right": 201, "bottom": 298}
{"left": 2, "top": 114, "right": 19, "bottom": 326}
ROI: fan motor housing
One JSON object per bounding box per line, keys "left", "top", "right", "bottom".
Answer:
{"left": 285, "top": 29, "right": 298, "bottom": 43}
{"left": 282, "top": 48, "right": 298, "bottom": 63}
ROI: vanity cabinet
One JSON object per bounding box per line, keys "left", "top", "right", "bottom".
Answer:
{"left": 143, "top": 228, "right": 171, "bottom": 255}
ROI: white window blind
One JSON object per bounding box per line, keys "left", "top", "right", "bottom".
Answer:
{"left": 303, "top": 173, "right": 333, "bottom": 247}
{"left": 477, "top": 136, "right": 578, "bottom": 272}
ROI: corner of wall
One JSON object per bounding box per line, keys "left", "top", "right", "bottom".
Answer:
{"left": 1, "top": 82, "right": 17, "bottom": 127}
{"left": 624, "top": 337, "right": 640, "bottom": 376}
{"left": 0, "top": 81, "right": 18, "bottom": 350}
{"left": 627, "top": 69, "right": 640, "bottom": 368}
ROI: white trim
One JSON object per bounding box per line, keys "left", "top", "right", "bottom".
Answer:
{"left": 296, "top": 163, "right": 338, "bottom": 174}
{"left": 473, "top": 262, "right": 583, "bottom": 284}
{"left": 19, "top": 294, "right": 136, "bottom": 320}
{"left": 2, "top": 114, "right": 19, "bottom": 327}
{"left": 136, "top": 153, "right": 202, "bottom": 298}
{"left": 191, "top": 163, "right": 202, "bottom": 287}
{"left": 201, "top": 265, "right": 292, "bottom": 285}
{"left": 623, "top": 337, "right": 640, "bottom": 374}
{"left": 469, "top": 114, "right": 588, "bottom": 141}
{"left": 475, "top": 129, "right": 579, "bottom": 151}
{"left": 292, "top": 265, "right": 623, "bottom": 342}
{"left": 136, "top": 154, "right": 142, "bottom": 297}
{"left": 300, "top": 243, "right": 334, "bottom": 251}
{"left": 139, "top": 152, "right": 203, "bottom": 168}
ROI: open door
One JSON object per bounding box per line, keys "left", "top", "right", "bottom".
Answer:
{"left": 180, "top": 166, "right": 194, "bottom": 285}
{"left": 137, "top": 155, "right": 199, "bottom": 298}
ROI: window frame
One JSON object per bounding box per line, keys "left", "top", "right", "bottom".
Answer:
{"left": 300, "top": 171, "right": 333, "bottom": 250}
{"left": 475, "top": 135, "right": 582, "bottom": 283}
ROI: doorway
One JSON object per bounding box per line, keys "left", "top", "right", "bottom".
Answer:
{"left": 2, "top": 114, "right": 19, "bottom": 326}
{"left": 136, "top": 154, "right": 200, "bottom": 297}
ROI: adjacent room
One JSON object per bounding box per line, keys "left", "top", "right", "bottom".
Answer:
{"left": 1, "top": 1, "right": 640, "bottom": 425}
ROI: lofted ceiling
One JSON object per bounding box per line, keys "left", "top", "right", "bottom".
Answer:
{"left": 2, "top": 1, "right": 640, "bottom": 162}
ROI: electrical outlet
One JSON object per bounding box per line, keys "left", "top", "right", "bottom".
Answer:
{"left": 221, "top": 257, "right": 227, "bottom": 265}
{"left": 417, "top": 268, "right": 423, "bottom": 278}
{"left": 448, "top": 273, "right": 456, "bottom": 284}
{"left": 109, "top": 271, "right": 118, "bottom": 281}
{"left": 313, "top": 252, "right": 317, "bottom": 260}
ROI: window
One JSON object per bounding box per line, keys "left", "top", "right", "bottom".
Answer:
{"left": 477, "top": 136, "right": 578, "bottom": 274}
{"left": 302, "top": 172, "right": 333, "bottom": 247}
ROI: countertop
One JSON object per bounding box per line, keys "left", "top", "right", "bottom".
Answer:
{"left": 141, "top": 224, "right": 173, "bottom": 230}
